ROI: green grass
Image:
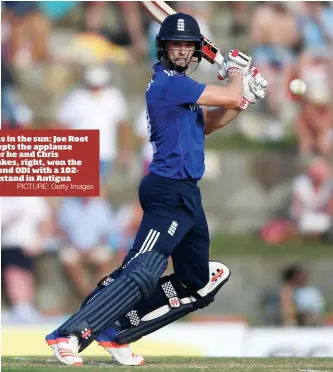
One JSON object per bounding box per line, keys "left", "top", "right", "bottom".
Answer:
{"left": 2, "top": 356, "right": 333, "bottom": 372}
{"left": 210, "top": 234, "right": 333, "bottom": 258}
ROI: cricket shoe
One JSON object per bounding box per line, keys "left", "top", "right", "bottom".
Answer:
{"left": 45, "top": 330, "right": 83, "bottom": 366}
{"left": 97, "top": 327, "right": 144, "bottom": 366}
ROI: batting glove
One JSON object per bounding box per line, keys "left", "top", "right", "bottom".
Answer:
{"left": 238, "top": 67, "right": 268, "bottom": 111}
{"left": 218, "top": 50, "right": 252, "bottom": 80}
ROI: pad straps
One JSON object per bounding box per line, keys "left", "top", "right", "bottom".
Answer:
{"left": 125, "top": 276, "right": 182, "bottom": 327}
{"left": 161, "top": 278, "right": 181, "bottom": 308}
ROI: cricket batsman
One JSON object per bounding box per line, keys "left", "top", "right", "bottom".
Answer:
{"left": 45, "top": 12, "right": 267, "bottom": 366}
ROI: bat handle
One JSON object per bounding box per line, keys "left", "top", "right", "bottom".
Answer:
{"left": 214, "top": 52, "right": 225, "bottom": 81}
{"left": 214, "top": 51, "right": 224, "bottom": 67}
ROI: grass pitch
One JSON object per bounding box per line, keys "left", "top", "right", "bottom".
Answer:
{"left": 2, "top": 357, "right": 333, "bottom": 372}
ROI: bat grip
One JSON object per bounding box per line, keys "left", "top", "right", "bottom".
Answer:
{"left": 214, "top": 52, "right": 224, "bottom": 67}
{"left": 215, "top": 52, "right": 225, "bottom": 81}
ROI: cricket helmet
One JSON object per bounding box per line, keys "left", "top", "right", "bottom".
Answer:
{"left": 156, "top": 12, "right": 203, "bottom": 63}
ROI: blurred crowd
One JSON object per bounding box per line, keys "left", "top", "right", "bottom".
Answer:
{"left": 250, "top": 2, "right": 333, "bottom": 154}
{"left": 262, "top": 262, "right": 328, "bottom": 327}
{"left": 1, "top": 1, "right": 333, "bottom": 326}
{"left": 1, "top": 195, "right": 143, "bottom": 323}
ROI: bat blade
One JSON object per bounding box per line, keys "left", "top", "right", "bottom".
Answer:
{"left": 140, "top": 1, "right": 224, "bottom": 67}
{"left": 140, "top": 1, "right": 175, "bottom": 24}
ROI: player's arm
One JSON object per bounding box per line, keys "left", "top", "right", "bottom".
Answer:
{"left": 197, "top": 50, "right": 253, "bottom": 108}
{"left": 164, "top": 74, "right": 242, "bottom": 109}
{"left": 197, "top": 73, "right": 244, "bottom": 108}
{"left": 203, "top": 68, "right": 268, "bottom": 135}
{"left": 165, "top": 50, "right": 251, "bottom": 108}
{"left": 203, "top": 106, "right": 241, "bottom": 135}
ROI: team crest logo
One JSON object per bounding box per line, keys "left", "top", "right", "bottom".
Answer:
{"left": 168, "top": 221, "right": 178, "bottom": 236}
{"left": 177, "top": 18, "right": 185, "bottom": 31}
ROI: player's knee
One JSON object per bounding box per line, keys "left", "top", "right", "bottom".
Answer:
{"left": 97, "top": 267, "right": 123, "bottom": 288}
{"left": 189, "top": 276, "right": 210, "bottom": 293}
{"left": 195, "top": 261, "right": 231, "bottom": 309}
{"left": 122, "top": 251, "right": 168, "bottom": 299}
{"left": 177, "top": 270, "right": 209, "bottom": 293}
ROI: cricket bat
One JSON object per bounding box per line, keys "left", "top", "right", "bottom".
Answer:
{"left": 140, "top": 1, "right": 224, "bottom": 68}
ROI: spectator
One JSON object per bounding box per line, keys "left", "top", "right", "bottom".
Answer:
{"left": 291, "top": 156, "right": 333, "bottom": 240}
{"left": 295, "top": 2, "right": 333, "bottom": 159}
{"left": 1, "top": 57, "right": 17, "bottom": 128}
{"left": 263, "top": 263, "right": 327, "bottom": 326}
{"left": 82, "top": 1, "right": 147, "bottom": 59}
{"left": 1, "top": 87, "right": 34, "bottom": 130}
{"left": 3, "top": 1, "right": 51, "bottom": 67}
{"left": 1, "top": 56, "right": 34, "bottom": 130}
{"left": 57, "top": 197, "right": 114, "bottom": 298}
{"left": 57, "top": 64, "right": 133, "bottom": 183}
{"left": 260, "top": 157, "right": 333, "bottom": 245}
{"left": 279, "top": 263, "right": 326, "bottom": 326}
{"left": 1, "top": 197, "right": 52, "bottom": 323}
{"left": 297, "top": 1, "right": 333, "bottom": 51}
{"left": 228, "top": 2, "right": 248, "bottom": 36}
{"left": 116, "top": 1, "right": 148, "bottom": 58}
{"left": 134, "top": 107, "right": 153, "bottom": 176}
{"left": 296, "top": 51, "right": 332, "bottom": 158}
{"left": 250, "top": 2, "right": 300, "bottom": 119}
{"left": 38, "top": 1, "right": 77, "bottom": 23}
{"left": 1, "top": 3, "right": 13, "bottom": 61}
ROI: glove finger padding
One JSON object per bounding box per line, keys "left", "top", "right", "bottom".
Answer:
{"left": 251, "top": 68, "right": 268, "bottom": 89}
{"left": 253, "top": 75, "right": 267, "bottom": 89}
{"left": 239, "top": 66, "right": 268, "bottom": 110}
{"left": 254, "top": 75, "right": 265, "bottom": 85}
{"left": 249, "top": 69, "right": 268, "bottom": 99}
{"left": 251, "top": 67, "right": 259, "bottom": 77}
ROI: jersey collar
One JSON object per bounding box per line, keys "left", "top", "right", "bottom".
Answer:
{"left": 153, "top": 63, "right": 183, "bottom": 75}
{"left": 153, "top": 62, "right": 165, "bottom": 72}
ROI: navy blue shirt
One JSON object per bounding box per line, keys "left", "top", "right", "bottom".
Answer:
{"left": 146, "top": 63, "right": 206, "bottom": 181}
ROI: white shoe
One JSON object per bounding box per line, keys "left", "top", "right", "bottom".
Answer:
{"left": 46, "top": 330, "right": 83, "bottom": 366}
{"left": 97, "top": 327, "right": 144, "bottom": 366}
{"left": 99, "top": 341, "right": 144, "bottom": 366}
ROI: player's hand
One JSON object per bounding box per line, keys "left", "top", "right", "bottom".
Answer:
{"left": 218, "top": 50, "right": 252, "bottom": 80}
{"left": 238, "top": 67, "right": 268, "bottom": 111}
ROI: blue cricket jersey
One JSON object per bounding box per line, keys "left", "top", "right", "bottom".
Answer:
{"left": 146, "top": 63, "right": 206, "bottom": 181}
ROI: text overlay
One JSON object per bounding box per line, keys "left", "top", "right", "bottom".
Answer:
{"left": 0, "top": 130, "right": 100, "bottom": 196}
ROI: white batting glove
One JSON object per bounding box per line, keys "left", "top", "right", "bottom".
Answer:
{"left": 218, "top": 50, "right": 252, "bottom": 80}
{"left": 238, "top": 67, "right": 268, "bottom": 111}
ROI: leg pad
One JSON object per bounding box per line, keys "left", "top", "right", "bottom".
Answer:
{"left": 115, "top": 261, "right": 231, "bottom": 344}
{"left": 58, "top": 252, "right": 167, "bottom": 343}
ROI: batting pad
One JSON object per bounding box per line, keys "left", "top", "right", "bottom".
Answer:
{"left": 115, "top": 261, "right": 231, "bottom": 344}
{"left": 59, "top": 251, "right": 168, "bottom": 343}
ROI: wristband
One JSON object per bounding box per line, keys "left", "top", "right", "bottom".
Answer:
{"left": 227, "top": 67, "right": 244, "bottom": 76}
{"left": 238, "top": 97, "right": 252, "bottom": 111}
